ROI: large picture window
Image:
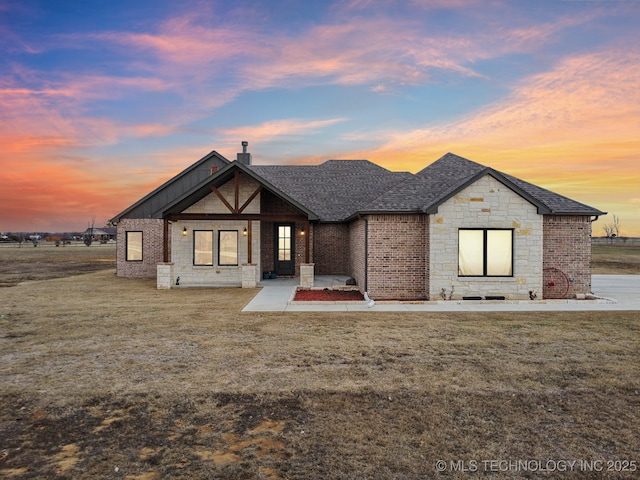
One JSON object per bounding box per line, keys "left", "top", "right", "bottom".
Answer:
{"left": 194, "top": 230, "right": 213, "bottom": 266}
{"left": 125, "top": 231, "right": 143, "bottom": 261}
{"left": 459, "top": 229, "right": 513, "bottom": 277}
{"left": 218, "top": 230, "right": 238, "bottom": 266}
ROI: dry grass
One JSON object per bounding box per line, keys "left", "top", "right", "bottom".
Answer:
{"left": 1, "top": 246, "right": 639, "bottom": 479}
{"left": 0, "top": 244, "right": 116, "bottom": 287}
{"left": 592, "top": 244, "right": 640, "bottom": 274}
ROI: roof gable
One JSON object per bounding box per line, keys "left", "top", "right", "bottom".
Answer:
{"left": 160, "top": 161, "right": 320, "bottom": 220}
{"left": 110, "top": 150, "right": 229, "bottom": 222}
{"left": 361, "top": 153, "right": 604, "bottom": 217}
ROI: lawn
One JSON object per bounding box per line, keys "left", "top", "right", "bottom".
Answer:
{"left": 0, "top": 245, "right": 639, "bottom": 479}
{"left": 592, "top": 244, "right": 640, "bottom": 274}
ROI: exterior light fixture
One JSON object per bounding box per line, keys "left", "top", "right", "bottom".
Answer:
{"left": 243, "top": 227, "right": 248, "bottom": 236}
{"left": 300, "top": 226, "right": 305, "bottom": 236}
{"left": 182, "top": 227, "right": 188, "bottom": 236}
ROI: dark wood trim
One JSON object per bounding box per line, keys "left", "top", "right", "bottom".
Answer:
{"left": 305, "top": 220, "right": 310, "bottom": 263}
{"left": 211, "top": 185, "right": 235, "bottom": 213}
{"left": 234, "top": 170, "right": 240, "bottom": 213}
{"left": 163, "top": 219, "right": 170, "bottom": 262}
{"left": 167, "top": 213, "right": 308, "bottom": 222}
{"left": 239, "top": 185, "right": 262, "bottom": 213}
{"left": 247, "top": 220, "right": 252, "bottom": 264}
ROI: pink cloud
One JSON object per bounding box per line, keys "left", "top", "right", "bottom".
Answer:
{"left": 86, "top": 12, "right": 484, "bottom": 100}
{"left": 218, "top": 118, "right": 348, "bottom": 143}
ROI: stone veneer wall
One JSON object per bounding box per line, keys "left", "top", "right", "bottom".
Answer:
{"left": 116, "top": 218, "right": 165, "bottom": 278}
{"left": 429, "top": 175, "right": 543, "bottom": 300}
{"left": 168, "top": 173, "right": 261, "bottom": 286}
{"left": 366, "top": 214, "right": 428, "bottom": 300}
{"left": 184, "top": 174, "right": 261, "bottom": 214}
{"left": 313, "top": 223, "right": 350, "bottom": 275}
{"left": 170, "top": 219, "right": 260, "bottom": 286}
{"left": 543, "top": 215, "right": 593, "bottom": 298}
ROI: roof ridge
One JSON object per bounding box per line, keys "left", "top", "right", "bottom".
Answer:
{"left": 417, "top": 152, "right": 485, "bottom": 176}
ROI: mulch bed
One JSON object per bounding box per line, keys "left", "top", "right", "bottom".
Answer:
{"left": 293, "top": 289, "right": 365, "bottom": 301}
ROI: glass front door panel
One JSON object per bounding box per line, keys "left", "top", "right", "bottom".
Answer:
{"left": 275, "top": 224, "right": 295, "bottom": 275}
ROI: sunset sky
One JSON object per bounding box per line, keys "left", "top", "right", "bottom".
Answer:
{"left": 1, "top": 0, "right": 639, "bottom": 236}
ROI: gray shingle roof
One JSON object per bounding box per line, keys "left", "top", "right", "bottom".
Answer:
{"left": 500, "top": 172, "right": 605, "bottom": 215}
{"left": 249, "top": 160, "right": 413, "bottom": 221}
{"left": 364, "top": 153, "right": 485, "bottom": 213}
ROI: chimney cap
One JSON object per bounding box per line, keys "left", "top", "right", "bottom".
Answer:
{"left": 237, "top": 141, "right": 252, "bottom": 165}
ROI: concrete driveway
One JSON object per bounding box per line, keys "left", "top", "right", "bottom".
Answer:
{"left": 242, "top": 275, "right": 640, "bottom": 312}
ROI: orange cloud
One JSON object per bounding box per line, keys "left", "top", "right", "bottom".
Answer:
{"left": 0, "top": 77, "right": 187, "bottom": 231}
{"left": 0, "top": 146, "right": 180, "bottom": 232}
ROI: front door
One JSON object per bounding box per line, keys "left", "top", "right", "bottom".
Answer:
{"left": 275, "top": 223, "right": 295, "bottom": 276}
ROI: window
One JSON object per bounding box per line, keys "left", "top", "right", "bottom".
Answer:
{"left": 126, "top": 231, "right": 143, "bottom": 261}
{"left": 218, "top": 230, "right": 238, "bottom": 266}
{"left": 459, "top": 229, "right": 513, "bottom": 276}
{"left": 194, "top": 230, "right": 213, "bottom": 265}
{"left": 277, "top": 225, "right": 292, "bottom": 261}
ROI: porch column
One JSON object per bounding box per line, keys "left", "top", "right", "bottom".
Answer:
{"left": 300, "top": 263, "right": 315, "bottom": 288}
{"left": 305, "top": 220, "right": 310, "bottom": 263}
{"left": 163, "top": 219, "right": 170, "bottom": 263}
{"left": 247, "top": 220, "right": 252, "bottom": 264}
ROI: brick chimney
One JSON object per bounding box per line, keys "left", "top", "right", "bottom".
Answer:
{"left": 237, "top": 141, "right": 251, "bottom": 165}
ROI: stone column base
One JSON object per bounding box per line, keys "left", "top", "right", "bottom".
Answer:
{"left": 242, "top": 264, "right": 258, "bottom": 288}
{"left": 300, "top": 263, "right": 315, "bottom": 288}
{"left": 157, "top": 263, "right": 174, "bottom": 289}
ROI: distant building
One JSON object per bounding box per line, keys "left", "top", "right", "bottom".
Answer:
{"left": 83, "top": 227, "right": 117, "bottom": 243}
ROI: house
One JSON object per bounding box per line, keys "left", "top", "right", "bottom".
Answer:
{"left": 110, "top": 143, "right": 605, "bottom": 300}
{"left": 83, "top": 227, "right": 117, "bottom": 243}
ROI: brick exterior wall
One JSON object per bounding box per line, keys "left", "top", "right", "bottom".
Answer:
{"left": 349, "top": 219, "right": 367, "bottom": 292}
{"left": 314, "top": 223, "right": 350, "bottom": 275}
{"left": 116, "top": 219, "right": 165, "bottom": 278}
{"left": 543, "top": 215, "right": 593, "bottom": 298}
{"left": 366, "top": 214, "right": 428, "bottom": 300}
{"left": 261, "top": 221, "right": 274, "bottom": 274}
{"left": 429, "top": 175, "right": 543, "bottom": 300}
{"left": 424, "top": 220, "right": 430, "bottom": 298}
